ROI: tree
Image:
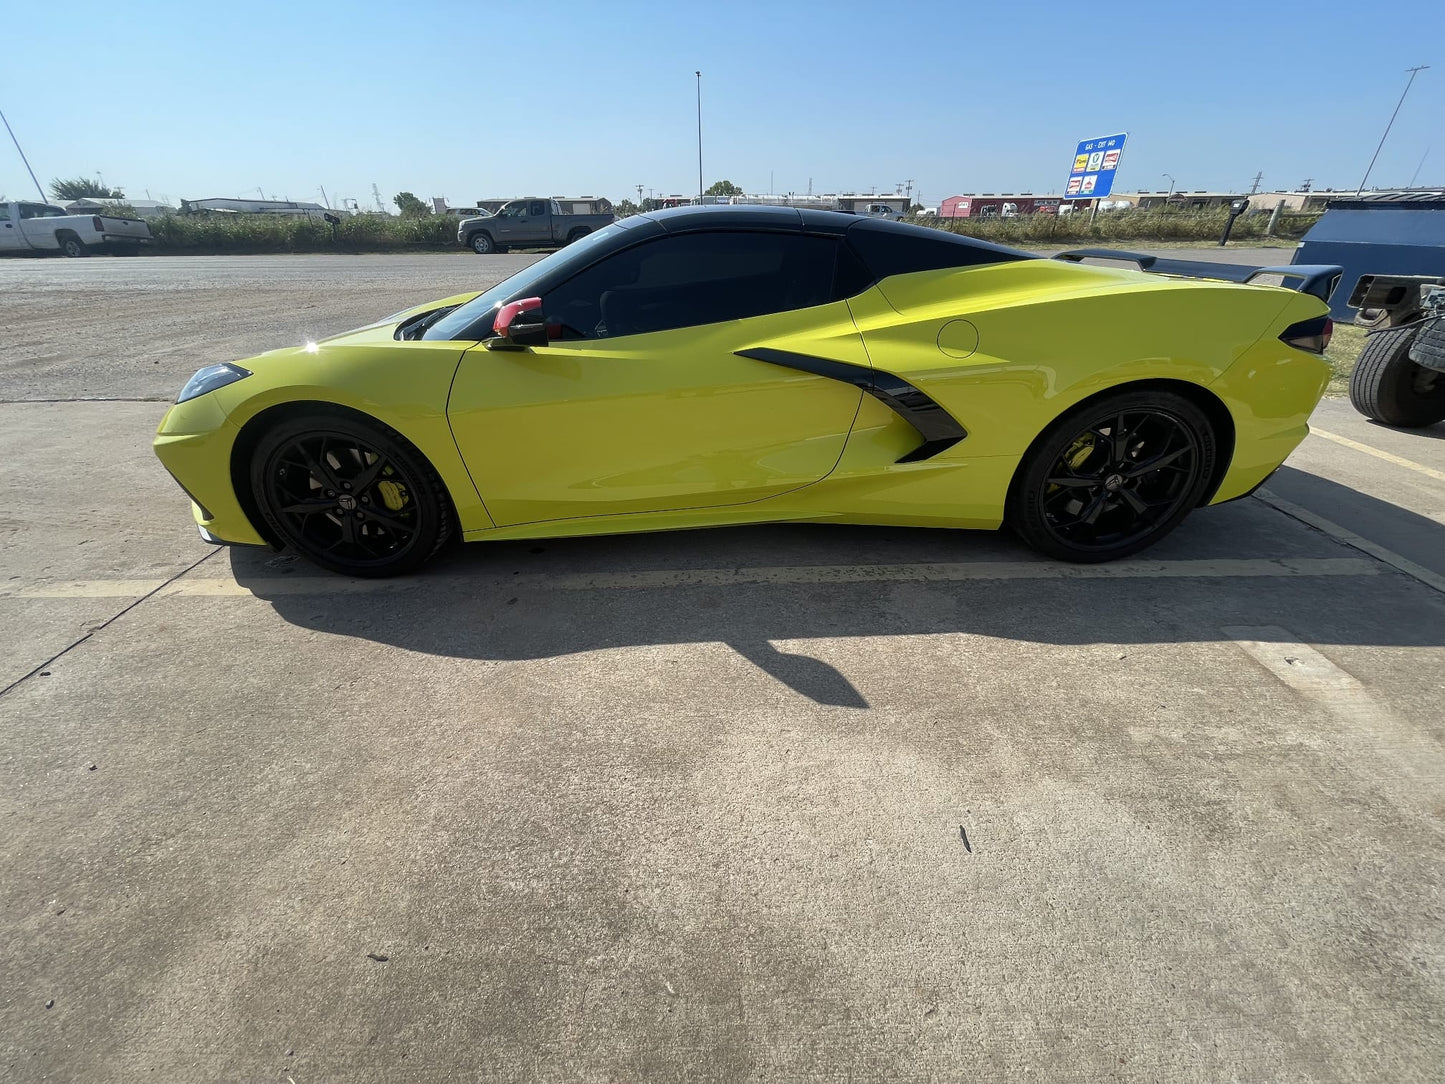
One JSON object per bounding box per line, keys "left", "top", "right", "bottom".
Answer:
{"left": 50, "top": 176, "right": 125, "bottom": 201}
{"left": 613, "top": 198, "right": 642, "bottom": 217}
{"left": 705, "top": 180, "right": 742, "bottom": 197}
{"left": 393, "top": 191, "right": 430, "bottom": 217}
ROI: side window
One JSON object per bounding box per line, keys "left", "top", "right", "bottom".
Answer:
{"left": 19, "top": 204, "right": 54, "bottom": 220}
{"left": 0, "top": 205, "right": 11, "bottom": 222}
{"left": 542, "top": 231, "right": 840, "bottom": 340}
{"left": 529, "top": 200, "right": 546, "bottom": 217}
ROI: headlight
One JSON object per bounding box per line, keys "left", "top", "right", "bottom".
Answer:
{"left": 177, "top": 363, "right": 252, "bottom": 404}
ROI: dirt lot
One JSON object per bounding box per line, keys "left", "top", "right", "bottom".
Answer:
{"left": 1, "top": 253, "right": 1442, "bottom": 1082}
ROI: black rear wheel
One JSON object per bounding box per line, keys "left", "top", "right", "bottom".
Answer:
{"left": 1349, "top": 324, "right": 1445, "bottom": 428}
{"left": 59, "top": 234, "right": 88, "bottom": 258}
{"left": 1008, "top": 390, "right": 1216, "bottom": 562}
{"left": 250, "top": 413, "right": 453, "bottom": 577}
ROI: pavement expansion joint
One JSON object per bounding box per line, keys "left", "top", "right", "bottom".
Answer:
{"left": 0, "top": 549, "right": 220, "bottom": 701}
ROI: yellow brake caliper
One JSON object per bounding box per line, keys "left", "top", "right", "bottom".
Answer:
{"left": 376, "top": 479, "right": 409, "bottom": 512}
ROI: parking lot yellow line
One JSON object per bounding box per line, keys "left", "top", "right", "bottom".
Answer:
{"left": 1310, "top": 428, "right": 1445, "bottom": 483}
{"left": 0, "top": 557, "right": 1383, "bottom": 601}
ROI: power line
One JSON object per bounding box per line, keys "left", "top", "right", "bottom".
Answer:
{"left": 0, "top": 105, "right": 48, "bottom": 201}
{"left": 1357, "top": 65, "right": 1429, "bottom": 195}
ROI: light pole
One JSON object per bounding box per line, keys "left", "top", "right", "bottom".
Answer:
{"left": 1357, "top": 65, "right": 1429, "bottom": 195}
{"left": 1161, "top": 173, "right": 1174, "bottom": 211}
{"left": 695, "top": 71, "right": 703, "bottom": 202}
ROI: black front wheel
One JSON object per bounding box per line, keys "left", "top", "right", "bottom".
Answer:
{"left": 250, "top": 412, "right": 454, "bottom": 577}
{"left": 59, "top": 235, "right": 88, "bottom": 258}
{"left": 1008, "top": 390, "right": 1216, "bottom": 562}
{"left": 469, "top": 232, "right": 495, "bottom": 254}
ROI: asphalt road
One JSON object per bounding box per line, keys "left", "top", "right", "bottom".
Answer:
{"left": 1, "top": 253, "right": 1441, "bottom": 1082}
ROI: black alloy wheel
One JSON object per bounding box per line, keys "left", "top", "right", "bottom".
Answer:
{"left": 251, "top": 413, "right": 453, "bottom": 577}
{"left": 1009, "top": 390, "right": 1216, "bottom": 563}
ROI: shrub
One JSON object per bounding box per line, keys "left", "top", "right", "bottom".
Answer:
{"left": 147, "top": 212, "right": 463, "bottom": 254}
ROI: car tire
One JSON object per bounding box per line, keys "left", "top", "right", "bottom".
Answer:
{"left": 566, "top": 228, "right": 590, "bottom": 244}
{"left": 469, "top": 231, "right": 495, "bottom": 254}
{"left": 250, "top": 411, "right": 454, "bottom": 577}
{"left": 1007, "top": 389, "right": 1216, "bottom": 563}
{"left": 58, "top": 233, "right": 88, "bottom": 258}
{"left": 1349, "top": 324, "right": 1445, "bottom": 427}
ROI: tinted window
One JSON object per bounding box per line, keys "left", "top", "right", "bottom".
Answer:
{"left": 542, "top": 231, "right": 839, "bottom": 340}
{"left": 529, "top": 201, "right": 546, "bottom": 216}
{"left": 20, "top": 204, "right": 67, "bottom": 219}
{"left": 421, "top": 219, "right": 651, "bottom": 341}
{"left": 845, "top": 219, "right": 1032, "bottom": 280}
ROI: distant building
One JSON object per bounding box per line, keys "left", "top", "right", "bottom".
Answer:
{"left": 940, "top": 194, "right": 1069, "bottom": 217}
{"left": 179, "top": 197, "right": 335, "bottom": 218}
{"left": 65, "top": 197, "right": 176, "bottom": 220}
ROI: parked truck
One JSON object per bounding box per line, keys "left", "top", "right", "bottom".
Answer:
{"left": 1292, "top": 194, "right": 1445, "bottom": 428}
{"left": 0, "top": 200, "right": 153, "bottom": 256}
{"left": 457, "top": 198, "right": 615, "bottom": 254}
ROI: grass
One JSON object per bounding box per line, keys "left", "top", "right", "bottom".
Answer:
{"left": 140, "top": 207, "right": 1322, "bottom": 256}
{"left": 147, "top": 212, "right": 462, "bottom": 254}
{"left": 1324, "top": 322, "right": 1368, "bottom": 398}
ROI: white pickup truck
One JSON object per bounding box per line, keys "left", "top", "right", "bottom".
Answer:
{"left": 0, "top": 200, "right": 153, "bottom": 256}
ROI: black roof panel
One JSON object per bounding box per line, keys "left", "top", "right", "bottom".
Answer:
{"left": 637, "top": 205, "right": 1035, "bottom": 272}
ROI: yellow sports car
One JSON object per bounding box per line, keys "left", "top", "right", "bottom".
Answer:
{"left": 153, "top": 207, "right": 1339, "bottom": 576}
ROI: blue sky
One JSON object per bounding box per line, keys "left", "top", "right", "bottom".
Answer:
{"left": 2, "top": 0, "right": 1440, "bottom": 210}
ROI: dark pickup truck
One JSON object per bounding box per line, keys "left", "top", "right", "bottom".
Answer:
{"left": 458, "top": 198, "right": 615, "bottom": 254}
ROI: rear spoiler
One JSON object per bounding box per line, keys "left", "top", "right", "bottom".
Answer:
{"left": 1052, "top": 248, "right": 1343, "bottom": 305}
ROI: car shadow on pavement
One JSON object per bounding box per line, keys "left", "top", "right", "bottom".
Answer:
{"left": 1363, "top": 418, "right": 1445, "bottom": 441}
{"left": 228, "top": 480, "right": 1445, "bottom": 707}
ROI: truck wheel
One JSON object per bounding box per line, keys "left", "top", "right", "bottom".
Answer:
{"left": 566, "top": 228, "right": 590, "bottom": 244}
{"left": 469, "top": 232, "right": 495, "bottom": 254}
{"left": 58, "top": 233, "right": 89, "bottom": 258}
{"left": 1348, "top": 325, "right": 1445, "bottom": 428}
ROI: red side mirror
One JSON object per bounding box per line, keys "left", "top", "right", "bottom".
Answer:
{"left": 493, "top": 296, "right": 542, "bottom": 337}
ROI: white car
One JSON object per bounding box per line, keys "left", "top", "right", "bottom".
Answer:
{"left": 0, "top": 200, "right": 153, "bottom": 257}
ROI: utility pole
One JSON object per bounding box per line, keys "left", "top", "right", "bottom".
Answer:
{"left": 903, "top": 179, "right": 915, "bottom": 204}
{"left": 635, "top": 184, "right": 643, "bottom": 206}
{"left": 695, "top": 71, "right": 703, "bottom": 202}
{"left": 1357, "top": 65, "right": 1429, "bottom": 195}
{"left": 1300, "top": 178, "right": 1312, "bottom": 193}
{"left": 1249, "top": 171, "right": 1263, "bottom": 194}
{"left": 0, "top": 105, "right": 47, "bottom": 201}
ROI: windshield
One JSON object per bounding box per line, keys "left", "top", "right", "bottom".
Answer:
{"left": 422, "top": 222, "right": 629, "bottom": 341}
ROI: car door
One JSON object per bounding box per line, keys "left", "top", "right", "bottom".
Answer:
{"left": 17, "top": 203, "right": 66, "bottom": 248}
{"left": 447, "top": 228, "right": 871, "bottom": 526}
{"left": 0, "top": 204, "right": 24, "bottom": 251}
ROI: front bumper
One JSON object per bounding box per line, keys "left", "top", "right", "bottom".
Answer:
{"left": 153, "top": 395, "right": 269, "bottom": 547}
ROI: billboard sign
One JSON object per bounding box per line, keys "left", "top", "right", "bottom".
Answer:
{"left": 1063, "top": 132, "right": 1127, "bottom": 200}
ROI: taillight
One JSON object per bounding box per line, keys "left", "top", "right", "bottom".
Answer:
{"left": 1280, "top": 315, "right": 1332, "bottom": 355}
{"left": 93, "top": 216, "right": 104, "bottom": 231}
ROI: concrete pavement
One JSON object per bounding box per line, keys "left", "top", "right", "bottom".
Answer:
{"left": 0, "top": 254, "right": 1441, "bottom": 1083}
